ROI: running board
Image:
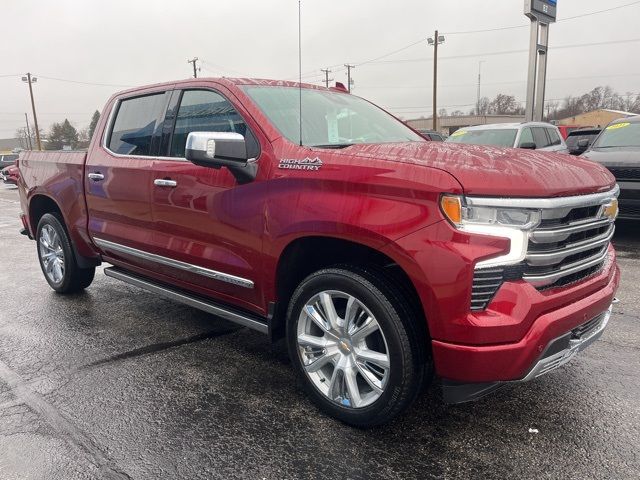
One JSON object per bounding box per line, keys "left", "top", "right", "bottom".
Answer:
{"left": 103, "top": 267, "right": 269, "bottom": 334}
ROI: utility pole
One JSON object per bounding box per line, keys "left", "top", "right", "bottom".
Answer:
{"left": 344, "top": 64, "right": 355, "bottom": 92}
{"left": 427, "top": 31, "right": 445, "bottom": 131}
{"left": 187, "top": 57, "right": 199, "bottom": 78}
{"left": 24, "top": 113, "right": 33, "bottom": 150}
{"left": 476, "top": 61, "right": 485, "bottom": 115}
{"left": 321, "top": 68, "right": 333, "bottom": 88}
{"left": 22, "top": 73, "right": 42, "bottom": 151}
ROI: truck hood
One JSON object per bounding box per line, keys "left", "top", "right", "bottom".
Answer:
{"left": 341, "top": 142, "right": 615, "bottom": 197}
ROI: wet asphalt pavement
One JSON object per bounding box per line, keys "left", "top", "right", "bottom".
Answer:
{"left": 0, "top": 184, "right": 638, "bottom": 479}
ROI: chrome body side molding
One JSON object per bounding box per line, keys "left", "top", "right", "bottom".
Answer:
{"left": 94, "top": 237, "right": 254, "bottom": 289}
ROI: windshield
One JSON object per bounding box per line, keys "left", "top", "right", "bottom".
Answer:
{"left": 242, "top": 86, "right": 424, "bottom": 147}
{"left": 446, "top": 128, "right": 518, "bottom": 147}
{"left": 593, "top": 122, "right": 640, "bottom": 148}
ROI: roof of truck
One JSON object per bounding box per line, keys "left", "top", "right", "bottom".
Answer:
{"left": 114, "top": 77, "right": 332, "bottom": 97}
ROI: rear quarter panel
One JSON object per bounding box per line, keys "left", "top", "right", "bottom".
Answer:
{"left": 18, "top": 150, "right": 97, "bottom": 258}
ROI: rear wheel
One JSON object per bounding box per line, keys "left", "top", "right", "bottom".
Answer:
{"left": 287, "top": 266, "right": 428, "bottom": 427}
{"left": 36, "top": 213, "right": 95, "bottom": 293}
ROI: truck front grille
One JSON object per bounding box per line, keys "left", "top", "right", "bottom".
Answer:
{"left": 606, "top": 167, "right": 640, "bottom": 182}
{"left": 522, "top": 206, "right": 614, "bottom": 289}
{"left": 470, "top": 188, "right": 617, "bottom": 311}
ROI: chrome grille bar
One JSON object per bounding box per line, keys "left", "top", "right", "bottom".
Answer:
{"left": 525, "top": 225, "right": 614, "bottom": 267}
{"left": 530, "top": 217, "right": 613, "bottom": 243}
{"left": 523, "top": 247, "right": 609, "bottom": 287}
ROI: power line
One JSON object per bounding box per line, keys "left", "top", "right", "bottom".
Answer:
{"left": 35, "top": 75, "right": 135, "bottom": 88}
{"left": 358, "top": 73, "right": 640, "bottom": 91}
{"left": 199, "top": 59, "right": 246, "bottom": 77}
{"left": 355, "top": 38, "right": 427, "bottom": 67}
{"left": 360, "top": 37, "right": 640, "bottom": 66}
{"left": 443, "top": 0, "right": 640, "bottom": 35}
{"left": 290, "top": 1, "right": 640, "bottom": 82}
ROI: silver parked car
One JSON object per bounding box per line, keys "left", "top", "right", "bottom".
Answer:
{"left": 446, "top": 122, "right": 567, "bottom": 152}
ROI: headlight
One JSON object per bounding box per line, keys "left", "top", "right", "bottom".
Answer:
{"left": 440, "top": 195, "right": 541, "bottom": 268}
{"left": 440, "top": 195, "right": 541, "bottom": 230}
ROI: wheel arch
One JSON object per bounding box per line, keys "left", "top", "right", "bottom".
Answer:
{"left": 271, "top": 235, "right": 428, "bottom": 342}
{"left": 28, "top": 194, "right": 100, "bottom": 268}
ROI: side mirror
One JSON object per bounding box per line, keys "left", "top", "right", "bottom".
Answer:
{"left": 185, "top": 132, "right": 256, "bottom": 184}
{"left": 519, "top": 142, "right": 536, "bottom": 150}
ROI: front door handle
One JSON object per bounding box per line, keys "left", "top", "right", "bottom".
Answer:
{"left": 154, "top": 178, "right": 177, "bottom": 187}
{"left": 87, "top": 172, "right": 104, "bottom": 181}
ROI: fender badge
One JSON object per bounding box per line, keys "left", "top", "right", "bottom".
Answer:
{"left": 278, "top": 157, "right": 323, "bottom": 171}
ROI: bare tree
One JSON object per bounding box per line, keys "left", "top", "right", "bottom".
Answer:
{"left": 14, "top": 124, "right": 42, "bottom": 150}
{"left": 488, "top": 94, "right": 520, "bottom": 115}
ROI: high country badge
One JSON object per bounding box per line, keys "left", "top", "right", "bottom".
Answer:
{"left": 278, "top": 157, "right": 323, "bottom": 171}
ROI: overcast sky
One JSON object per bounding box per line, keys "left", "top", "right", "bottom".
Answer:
{"left": 1, "top": 0, "right": 639, "bottom": 137}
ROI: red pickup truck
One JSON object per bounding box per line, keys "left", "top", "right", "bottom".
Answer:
{"left": 17, "top": 78, "right": 620, "bottom": 427}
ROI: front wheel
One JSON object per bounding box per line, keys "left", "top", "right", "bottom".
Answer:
{"left": 286, "top": 267, "right": 428, "bottom": 427}
{"left": 36, "top": 213, "right": 95, "bottom": 293}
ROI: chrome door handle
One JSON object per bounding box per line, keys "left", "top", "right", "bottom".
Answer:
{"left": 154, "top": 179, "right": 177, "bottom": 187}
{"left": 87, "top": 172, "right": 104, "bottom": 181}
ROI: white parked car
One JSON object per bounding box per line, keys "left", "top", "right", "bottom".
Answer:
{"left": 446, "top": 122, "right": 567, "bottom": 152}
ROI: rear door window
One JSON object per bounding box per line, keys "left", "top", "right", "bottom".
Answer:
{"left": 532, "top": 127, "right": 550, "bottom": 148}
{"left": 546, "top": 128, "right": 562, "bottom": 146}
{"left": 518, "top": 127, "right": 534, "bottom": 146}
{"left": 108, "top": 92, "right": 170, "bottom": 156}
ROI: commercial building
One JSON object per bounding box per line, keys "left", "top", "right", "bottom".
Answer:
{"left": 557, "top": 109, "right": 638, "bottom": 128}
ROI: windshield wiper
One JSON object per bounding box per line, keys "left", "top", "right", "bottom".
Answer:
{"left": 310, "top": 143, "right": 354, "bottom": 149}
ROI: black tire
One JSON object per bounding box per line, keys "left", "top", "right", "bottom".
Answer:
{"left": 36, "top": 213, "right": 95, "bottom": 293}
{"left": 286, "top": 266, "right": 430, "bottom": 428}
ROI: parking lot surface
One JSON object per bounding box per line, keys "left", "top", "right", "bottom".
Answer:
{"left": 0, "top": 184, "right": 638, "bottom": 479}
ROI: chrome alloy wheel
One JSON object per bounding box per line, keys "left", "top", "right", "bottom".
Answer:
{"left": 39, "top": 224, "right": 65, "bottom": 283}
{"left": 297, "top": 290, "right": 391, "bottom": 408}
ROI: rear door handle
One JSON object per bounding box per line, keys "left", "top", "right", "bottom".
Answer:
{"left": 154, "top": 178, "right": 177, "bottom": 187}
{"left": 87, "top": 172, "right": 104, "bottom": 181}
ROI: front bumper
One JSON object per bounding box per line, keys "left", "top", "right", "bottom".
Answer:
{"left": 442, "top": 303, "right": 614, "bottom": 403}
{"left": 434, "top": 253, "right": 620, "bottom": 385}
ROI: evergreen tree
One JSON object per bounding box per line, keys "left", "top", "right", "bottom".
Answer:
{"left": 47, "top": 119, "right": 79, "bottom": 150}
{"left": 88, "top": 110, "right": 100, "bottom": 139}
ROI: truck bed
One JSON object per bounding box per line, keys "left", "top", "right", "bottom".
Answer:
{"left": 18, "top": 150, "right": 96, "bottom": 260}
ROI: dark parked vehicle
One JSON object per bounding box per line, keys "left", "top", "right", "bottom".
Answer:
{"left": 566, "top": 128, "right": 601, "bottom": 155}
{"left": 416, "top": 129, "right": 445, "bottom": 141}
{"left": 582, "top": 116, "right": 640, "bottom": 219}
{"left": 0, "top": 154, "right": 19, "bottom": 170}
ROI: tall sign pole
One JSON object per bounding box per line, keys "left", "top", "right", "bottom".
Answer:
{"left": 524, "top": 0, "right": 557, "bottom": 122}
